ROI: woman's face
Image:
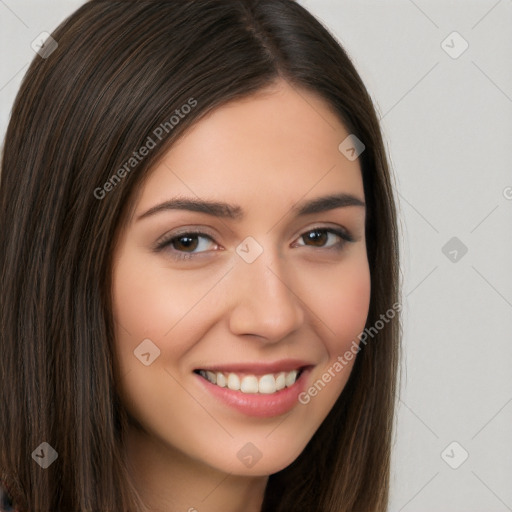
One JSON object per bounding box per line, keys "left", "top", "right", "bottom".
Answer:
{"left": 111, "top": 80, "right": 370, "bottom": 477}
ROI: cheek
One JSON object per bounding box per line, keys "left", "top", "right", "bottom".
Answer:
{"left": 111, "top": 248, "right": 210, "bottom": 345}
{"left": 296, "top": 257, "right": 370, "bottom": 425}
{"left": 305, "top": 254, "right": 371, "bottom": 353}
{"left": 111, "top": 248, "right": 190, "bottom": 377}
{"left": 110, "top": 249, "right": 210, "bottom": 442}
{"left": 328, "top": 269, "right": 371, "bottom": 347}
{"left": 110, "top": 246, "right": 229, "bottom": 394}
{"left": 112, "top": 250, "right": 167, "bottom": 333}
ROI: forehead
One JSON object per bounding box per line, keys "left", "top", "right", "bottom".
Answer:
{"left": 134, "top": 80, "right": 364, "bottom": 217}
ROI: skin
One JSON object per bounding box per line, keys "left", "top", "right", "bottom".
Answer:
{"left": 111, "top": 79, "right": 371, "bottom": 512}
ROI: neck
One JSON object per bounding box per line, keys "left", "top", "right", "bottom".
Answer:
{"left": 124, "top": 425, "right": 268, "bottom": 512}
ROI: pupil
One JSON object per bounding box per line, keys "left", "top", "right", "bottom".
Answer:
{"left": 306, "top": 230, "right": 326, "bottom": 246}
{"left": 174, "top": 236, "right": 198, "bottom": 251}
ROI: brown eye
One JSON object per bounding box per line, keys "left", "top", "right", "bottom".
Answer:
{"left": 293, "top": 227, "right": 353, "bottom": 251}
{"left": 302, "top": 229, "right": 329, "bottom": 247}
{"left": 171, "top": 235, "right": 200, "bottom": 252}
{"left": 155, "top": 231, "right": 218, "bottom": 260}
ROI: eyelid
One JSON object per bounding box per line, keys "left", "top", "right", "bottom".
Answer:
{"left": 153, "top": 226, "right": 218, "bottom": 250}
{"left": 292, "top": 223, "right": 354, "bottom": 243}
{"left": 154, "top": 223, "right": 355, "bottom": 259}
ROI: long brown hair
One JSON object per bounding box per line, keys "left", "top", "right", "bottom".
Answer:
{"left": 0, "top": 1, "right": 400, "bottom": 510}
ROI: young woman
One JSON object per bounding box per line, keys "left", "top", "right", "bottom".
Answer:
{"left": 0, "top": 1, "right": 401, "bottom": 511}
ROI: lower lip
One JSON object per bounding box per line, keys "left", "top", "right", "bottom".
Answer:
{"left": 194, "top": 368, "right": 310, "bottom": 418}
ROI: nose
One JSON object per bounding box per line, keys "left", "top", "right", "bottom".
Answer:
{"left": 227, "top": 249, "right": 305, "bottom": 343}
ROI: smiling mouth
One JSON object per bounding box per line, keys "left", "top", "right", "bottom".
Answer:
{"left": 194, "top": 367, "right": 306, "bottom": 394}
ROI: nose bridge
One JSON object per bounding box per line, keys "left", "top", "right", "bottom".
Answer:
{"left": 227, "top": 243, "right": 304, "bottom": 341}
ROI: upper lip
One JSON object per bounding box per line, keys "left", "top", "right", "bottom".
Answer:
{"left": 195, "top": 359, "right": 313, "bottom": 375}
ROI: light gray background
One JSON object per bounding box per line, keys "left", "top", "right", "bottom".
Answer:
{"left": 1, "top": 1, "right": 511, "bottom": 511}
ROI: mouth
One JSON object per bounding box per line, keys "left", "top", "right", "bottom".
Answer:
{"left": 193, "top": 361, "right": 313, "bottom": 418}
{"left": 193, "top": 367, "right": 306, "bottom": 395}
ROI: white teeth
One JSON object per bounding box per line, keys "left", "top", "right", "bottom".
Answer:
{"left": 216, "top": 372, "right": 226, "bottom": 387}
{"left": 227, "top": 373, "right": 240, "bottom": 391}
{"left": 258, "top": 374, "right": 276, "bottom": 394}
{"left": 285, "top": 370, "right": 298, "bottom": 387}
{"left": 275, "top": 372, "right": 286, "bottom": 391}
{"left": 199, "top": 369, "right": 302, "bottom": 394}
{"left": 240, "top": 375, "right": 259, "bottom": 393}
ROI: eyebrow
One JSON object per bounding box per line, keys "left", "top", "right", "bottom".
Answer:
{"left": 136, "top": 192, "right": 365, "bottom": 222}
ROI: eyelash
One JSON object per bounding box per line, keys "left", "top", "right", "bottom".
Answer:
{"left": 154, "top": 226, "right": 355, "bottom": 262}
